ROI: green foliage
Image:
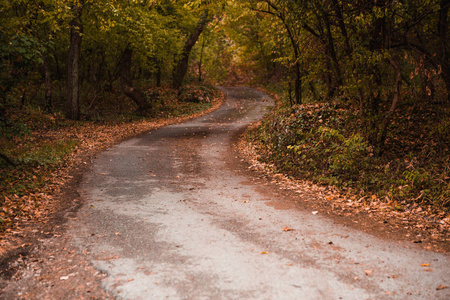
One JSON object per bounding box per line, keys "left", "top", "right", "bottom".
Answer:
{"left": 247, "top": 100, "right": 450, "bottom": 211}
{"left": 18, "top": 140, "right": 77, "bottom": 167}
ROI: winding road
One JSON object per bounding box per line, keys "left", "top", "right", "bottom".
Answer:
{"left": 72, "top": 87, "right": 449, "bottom": 299}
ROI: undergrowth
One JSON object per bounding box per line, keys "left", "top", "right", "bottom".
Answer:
{"left": 246, "top": 100, "right": 450, "bottom": 214}
{"left": 0, "top": 83, "right": 219, "bottom": 230}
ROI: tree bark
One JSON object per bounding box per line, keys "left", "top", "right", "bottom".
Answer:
{"left": 66, "top": 2, "right": 83, "bottom": 120}
{"left": 119, "top": 48, "right": 150, "bottom": 111}
{"left": 173, "top": 10, "right": 209, "bottom": 90}
{"left": 280, "top": 15, "right": 302, "bottom": 104}
{"left": 438, "top": 0, "right": 450, "bottom": 102}
{"left": 198, "top": 36, "right": 206, "bottom": 82}
{"left": 42, "top": 52, "right": 52, "bottom": 112}
{"left": 376, "top": 58, "right": 402, "bottom": 156}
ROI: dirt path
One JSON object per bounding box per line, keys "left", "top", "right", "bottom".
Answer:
{"left": 2, "top": 87, "right": 449, "bottom": 299}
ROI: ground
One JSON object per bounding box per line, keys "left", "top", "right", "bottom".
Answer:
{"left": 0, "top": 87, "right": 448, "bottom": 298}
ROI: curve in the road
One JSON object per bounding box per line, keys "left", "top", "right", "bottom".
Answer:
{"left": 73, "top": 87, "right": 449, "bottom": 300}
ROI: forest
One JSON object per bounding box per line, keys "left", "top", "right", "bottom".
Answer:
{"left": 1, "top": 0, "right": 449, "bottom": 233}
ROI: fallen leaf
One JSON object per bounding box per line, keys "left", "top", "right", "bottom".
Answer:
{"left": 421, "top": 263, "right": 430, "bottom": 267}
{"left": 365, "top": 270, "right": 372, "bottom": 276}
{"left": 261, "top": 251, "right": 269, "bottom": 254}
{"left": 437, "top": 285, "right": 448, "bottom": 290}
{"left": 312, "top": 211, "right": 319, "bottom": 215}
{"left": 283, "top": 227, "right": 293, "bottom": 232}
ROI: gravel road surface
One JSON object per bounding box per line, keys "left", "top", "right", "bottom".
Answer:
{"left": 72, "top": 87, "right": 449, "bottom": 299}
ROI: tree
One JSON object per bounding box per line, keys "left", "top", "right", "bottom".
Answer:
{"left": 173, "top": 9, "right": 211, "bottom": 89}
{"left": 66, "top": 1, "right": 83, "bottom": 120}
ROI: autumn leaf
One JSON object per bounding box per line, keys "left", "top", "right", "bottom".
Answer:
{"left": 282, "top": 227, "right": 293, "bottom": 232}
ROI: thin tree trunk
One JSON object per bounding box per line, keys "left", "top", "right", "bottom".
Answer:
{"left": 42, "top": 52, "right": 52, "bottom": 112}
{"left": 280, "top": 16, "right": 302, "bottom": 104}
{"left": 323, "top": 10, "right": 343, "bottom": 89}
{"left": 438, "top": 0, "right": 449, "bottom": 102}
{"left": 332, "top": 0, "right": 352, "bottom": 56}
{"left": 156, "top": 63, "right": 162, "bottom": 87}
{"left": 66, "top": 2, "right": 83, "bottom": 120}
{"left": 198, "top": 36, "right": 206, "bottom": 82}
{"left": 173, "top": 10, "right": 209, "bottom": 90}
{"left": 376, "top": 58, "right": 402, "bottom": 156}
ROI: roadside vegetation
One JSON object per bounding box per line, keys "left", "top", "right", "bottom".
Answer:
{"left": 246, "top": 98, "right": 449, "bottom": 217}
{"left": 0, "top": 83, "right": 220, "bottom": 235}
{"left": 232, "top": 1, "right": 450, "bottom": 221}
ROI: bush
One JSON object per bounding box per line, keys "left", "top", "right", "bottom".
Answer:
{"left": 246, "top": 100, "right": 450, "bottom": 212}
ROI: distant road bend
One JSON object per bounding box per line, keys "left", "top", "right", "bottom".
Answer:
{"left": 74, "top": 87, "right": 450, "bottom": 299}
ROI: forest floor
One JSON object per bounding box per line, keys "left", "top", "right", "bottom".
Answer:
{"left": 0, "top": 85, "right": 449, "bottom": 298}
{"left": 239, "top": 88, "right": 449, "bottom": 254}
{"left": 0, "top": 87, "right": 225, "bottom": 287}
{"left": 238, "top": 135, "right": 450, "bottom": 253}
{"left": 0, "top": 86, "right": 448, "bottom": 299}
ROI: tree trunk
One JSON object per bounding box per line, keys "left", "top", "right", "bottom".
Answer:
{"left": 323, "top": 10, "right": 343, "bottom": 90}
{"left": 280, "top": 16, "right": 302, "bottom": 104}
{"left": 332, "top": 0, "right": 352, "bottom": 56}
{"left": 198, "top": 36, "right": 206, "bottom": 82}
{"left": 42, "top": 52, "right": 52, "bottom": 112}
{"left": 375, "top": 58, "right": 402, "bottom": 156}
{"left": 438, "top": 0, "right": 450, "bottom": 102}
{"left": 119, "top": 48, "right": 150, "bottom": 111}
{"left": 173, "top": 10, "right": 209, "bottom": 90}
{"left": 293, "top": 61, "right": 302, "bottom": 104}
{"left": 156, "top": 62, "right": 162, "bottom": 87}
{"left": 66, "top": 2, "right": 83, "bottom": 120}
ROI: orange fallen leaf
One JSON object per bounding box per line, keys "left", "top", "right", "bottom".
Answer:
{"left": 261, "top": 251, "right": 269, "bottom": 254}
{"left": 437, "top": 285, "right": 448, "bottom": 290}
{"left": 421, "top": 263, "right": 430, "bottom": 267}
{"left": 283, "top": 227, "right": 293, "bottom": 232}
{"left": 365, "top": 270, "right": 372, "bottom": 276}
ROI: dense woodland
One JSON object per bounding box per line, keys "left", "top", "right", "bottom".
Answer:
{"left": 0, "top": 0, "right": 449, "bottom": 230}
